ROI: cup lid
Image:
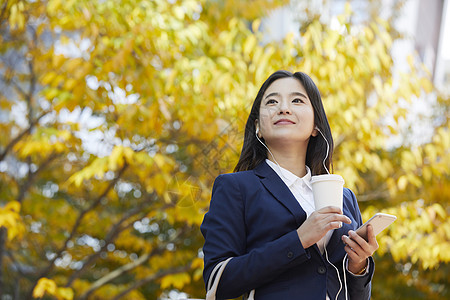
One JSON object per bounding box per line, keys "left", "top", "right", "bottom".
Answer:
{"left": 310, "top": 174, "right": 345, "bottom": 184}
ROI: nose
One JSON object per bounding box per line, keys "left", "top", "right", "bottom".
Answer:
{"left": 278, "top": 101, "right": 291, "bottom": 115}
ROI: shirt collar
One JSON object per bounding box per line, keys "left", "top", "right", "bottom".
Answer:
{"left": 265, "top": 159, "right": 312, "bottom": 190}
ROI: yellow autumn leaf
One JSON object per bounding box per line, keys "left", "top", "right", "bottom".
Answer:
{"left": 56, "top": 287, "right": 74, "bottom": 300}
{"left": 431, "top": 203, "right": 447, "bottom": 220}
{"left": 160, "top": 273, "right": 191, "bottom": 290}
{"left": 0, "top": 201, "right": 24, "bottom": 241}
{"left": 153, "top": 153, "right": 166, "bottom": 168}
{"left": 65, "top": 157, "right": 109, "bottom": 186}
{"left": 243, "top": 35, "right": 257, "bottom": 57}
{"left": 33, "top": 278, "right": 57, "bottom": 298}
{"left": 41, "top": 72, "right": 57, "bottom": 85}
{"left": 122, "top": 146, "right": 135, "bottom": 162}
{"left": 63, "top": 78, "right": 78, "bottom": 90}
{"left": 217, "top": 57, "right": 233, "bottom": 70}
{"left": 252, "top": 18, "right": 261, "bottom": 33}
{"left": 191, "top": 257, "right": 204, "bottom": 269}
{"left": 109, "top": 146, "right": 125, "bottom": 171}
{"left": 5, "top": 201, "right": 20, "bottom": 213}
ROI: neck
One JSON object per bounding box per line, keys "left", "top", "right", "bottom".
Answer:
{"left": 265, "top": 142, "right": 308, "bottom": 177}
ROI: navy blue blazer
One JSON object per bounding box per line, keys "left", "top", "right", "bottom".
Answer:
{"left": 201, "top": 161, "right": 374, "bottom": 299}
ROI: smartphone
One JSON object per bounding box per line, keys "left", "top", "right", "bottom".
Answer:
{"left": 355, "top": 213, "right": 397, "bottom": 241}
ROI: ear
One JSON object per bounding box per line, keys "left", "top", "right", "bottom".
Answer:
{"left": 255, "top": 119, "right": 262, "bottom": 138}
{"left": 312, "top": 125, "right": 319, "bottom": 137}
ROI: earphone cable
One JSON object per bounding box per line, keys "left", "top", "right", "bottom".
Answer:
{"left": 324, "top": 247, "right": 345, "bottom": 300}
{"left": 342, "top": 253, "right": 348, "bottom": 300}
{"left": 315, "top": 127, "right": 330, "bottom": 174}
{"left": 255, "top": 131, "right": 289, "bottom": 181}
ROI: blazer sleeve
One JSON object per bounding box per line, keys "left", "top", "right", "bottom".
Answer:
{"left": 201, "top": 174, "right": 312, "bottom": 299}
{"left": 344, "top": 189, "right": 375, "bottom": 300}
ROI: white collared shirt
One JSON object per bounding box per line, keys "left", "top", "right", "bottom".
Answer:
{"left": 265, "top": 159, "right": 333, "bottom": 254}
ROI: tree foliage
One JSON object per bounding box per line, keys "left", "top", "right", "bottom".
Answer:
{"left": 0, "top": 0, "right": 448, "bottom": 299}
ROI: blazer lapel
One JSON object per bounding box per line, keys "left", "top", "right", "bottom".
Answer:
{"left": 253, "top": 161, "right": 307, "bottom": 226}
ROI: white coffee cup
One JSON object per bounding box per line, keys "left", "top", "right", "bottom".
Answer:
{"left": 310, "top": 174, "right": 345, "bottom": 211}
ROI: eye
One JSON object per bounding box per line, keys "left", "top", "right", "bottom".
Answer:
{"left": 292, "top": 98, "right": 304, "bottom": 103}
{"left": 265, "top": 99, "right": 277, "bottom": 105}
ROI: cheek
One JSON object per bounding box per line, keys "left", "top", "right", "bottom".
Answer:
{"left": 298, "top": 107, "right": 315, "bottom": 123}
{"left": 258, "top": 108, "right": 274, "bottom": 128}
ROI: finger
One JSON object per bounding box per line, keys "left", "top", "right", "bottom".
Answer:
{"left": 326, "top": 221, "right": 344, "bottom": 230}
{"left": 339, "top": 214, "right": 352, "bottom": 224}
{"left": 349, "top": 230, "right": 369, "bottom": 247}
{"left": 342, "top": 234, "right": 365, "bottom": 256}
{"left": 344, "top": 244, "right": 362, "bottom": 262}
{"left": 317, "top": 206, "right": 343, "bottom": 214}
{"left": 325, "top": 213, "right": 352, "bottom": 224}
{"left": 348, "top": 231, "right": 373, "bottom": 257}
{"left": 366, "top": 225, "right": 379, "bottom": 250}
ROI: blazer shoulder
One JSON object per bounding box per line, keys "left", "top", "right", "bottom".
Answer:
{"left": 343, "top": 187, "right": 360, "bottom": 211}
{"left": 213, "top": 170, "right": 260, "bottom": 193}
{"left": 343, "top": 187, "right": 357, "bottom": 201}
{"left": 215, "top": 169, "right": 257, "bottom": 182}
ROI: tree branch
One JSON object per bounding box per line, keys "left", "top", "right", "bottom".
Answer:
{"left": 112, "top": 264, "right": 192, "bottom": 300}
{"left": 0, "top": 109, "right": 50, "bottom": 162}
{"left": 65, "top": 193, "right": 156, "bottom": 287}
{"left": 26, "top": 60, "right": 36, "bottom": 127}
{"left": 79, "top": 227, "right": 187, "bottom": 300}
{"left": 0, "top": 0, "right": 9, "bottom": 26}
{"left": 358, "top": 190, "right": 391, "bottom": 202}
{"left": 25, "top": 164, "right": 129, "bottom": 299}
{"left": 1, "top": 37, "right": 44, "bottom": 163}
{"left": 79, "top": 248, "right": 163, "bottom": 300}
{"left": 5, "top": 250, "right": 29, "bottom": 278}
{"left": 1, "top": 152, "right": 59, "bottom": 297}
{"left": 17, "top": 152, "right": 59, "bottom": 203}
{"left": 0, "top": 227, "right": 7, "bottom": 298}
{"left": 0, "top": 75, "right": 28, "bottom": 99}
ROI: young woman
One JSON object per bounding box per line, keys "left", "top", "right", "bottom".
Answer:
{"left": 201, "top": 70, "right": 378, "bottom": 299}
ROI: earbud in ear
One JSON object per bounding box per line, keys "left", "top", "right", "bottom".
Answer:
{"left": 312, "top": 125, "right": 320, "bottom": 137}
{"left": 256, "top": 126, "right": 263, "bottom": 139}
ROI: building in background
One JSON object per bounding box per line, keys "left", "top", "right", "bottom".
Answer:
{"left": 261, "top": 0, "right": 449, "bottom": 94}
{"left": 435, "top": 0, "right": 450, "bottom": 93}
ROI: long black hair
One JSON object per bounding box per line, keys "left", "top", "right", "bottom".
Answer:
{"left": 234, "top": 70, "right": 333, "bottom": 175}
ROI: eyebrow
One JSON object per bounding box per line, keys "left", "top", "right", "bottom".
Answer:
{"left": 264, "top": 92, "right": 308, "bottom": 100}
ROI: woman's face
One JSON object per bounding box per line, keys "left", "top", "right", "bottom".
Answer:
{"left": 257, "top": 77, "right": 317, "bottom": 146}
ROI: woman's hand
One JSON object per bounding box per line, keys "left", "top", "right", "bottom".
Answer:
{"left": 342, "top": 224, "right": 379, "bottom": 274}
{"left": 297, "top": 206, "right": 352, "bottom": 249}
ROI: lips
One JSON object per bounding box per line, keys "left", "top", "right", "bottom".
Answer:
{"left": 274, "top": 119, "right": 296, "bottom": 125}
